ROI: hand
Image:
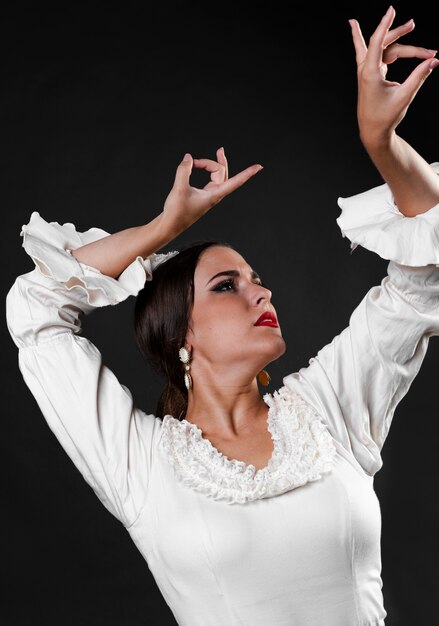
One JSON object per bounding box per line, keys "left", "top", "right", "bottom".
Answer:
{"left": 349, "top": 5, "right": 438, "bottom": 148}
{"left": 161, "top": 147, "right": 263, "bottom": 235}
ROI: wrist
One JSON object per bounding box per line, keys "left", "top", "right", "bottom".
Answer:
{"left": 150, "top": 212, "right": 185, "bottom": 248}
{"left": 135, "top": 214, "right": 175, "bottom": 260}
{"left": 360, "top": 128, "right": 398, "bottom": 156}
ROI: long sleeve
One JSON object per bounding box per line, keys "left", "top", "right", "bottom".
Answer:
{"left": 283, "top": 163, "right": 439, "bottom": 477}
{"left": 5, "top": 211, "right": 172, "bottom": 528}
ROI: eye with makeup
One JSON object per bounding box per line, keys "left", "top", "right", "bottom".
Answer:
{"left": 211, "top": 278, "right": 265, "bottom": 293}
{"left": 211, "top": 278, "right": 236, "bottom": 293}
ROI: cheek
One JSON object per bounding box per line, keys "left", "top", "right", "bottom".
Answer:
{"left": 191, "top": 302, "right": 247, "bottom": 342}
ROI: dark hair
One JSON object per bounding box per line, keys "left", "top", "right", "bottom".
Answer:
{"left": 133, "top": 240, "right": 235, "bottom": 420}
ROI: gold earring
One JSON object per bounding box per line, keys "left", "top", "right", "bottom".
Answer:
{"left": 179, "top": 346, "right": 193, "bottom": 390}
{"left": 257, "top": 369, "right": 271, "bottom": 387}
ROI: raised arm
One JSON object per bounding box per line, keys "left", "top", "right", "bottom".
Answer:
{"left": 6, "top": 149, "right": 262, "bottom": 528}
{"left": 71, "top": 149, "right": 262, "bottom": 277}
{"left": 282, "top": 9, "right": 439, "bottom": 478}
{"left": 350, "top": 5, "right": 439, "bottom": 216}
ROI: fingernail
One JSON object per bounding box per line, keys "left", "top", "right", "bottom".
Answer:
{"left": 385, "top": 5, "right": 393, "bottom": 16}
{"left": 429, "top": 58, "right": 439, "bottom": 69}
{"left": 348, "top": 19, "right": 354, "bottom": 27}
{"left": 428, "top": 49, "right": 438, "bottom": 55}
{"left": 183, "top": 153, "right": 192, "bottom": 161}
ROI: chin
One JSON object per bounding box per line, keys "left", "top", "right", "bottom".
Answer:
{"left": 276, "top": 340, "right": 287, "bottom": 360}
{"left": 264, "top": 336, "right": 287, "bottom": 364}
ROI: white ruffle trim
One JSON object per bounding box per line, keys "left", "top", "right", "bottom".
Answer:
{"left": 160, "top": 386, "right": 337, "bottom": 505}
{"left": 20, "top": 211, "right": 178, "bottom": 307}
{"left": 336, "top": 162, "right": 439, "bottom": 267}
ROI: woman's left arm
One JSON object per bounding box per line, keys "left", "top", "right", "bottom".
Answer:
{"left": 350, "top": 5, "right": 439, "bottom": 216}
{"left": 281, "top": 8, "right": 439, "bottom": 478}
{"left": 283, "top": 256, "right": 439, "bottom": 478}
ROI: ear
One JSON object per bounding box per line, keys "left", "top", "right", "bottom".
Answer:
{"left": 185, "top": 327, "right": 194, "bottom": 349}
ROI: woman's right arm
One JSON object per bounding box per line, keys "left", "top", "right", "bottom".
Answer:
{"left": 6, "top": 149, "right": 262, "bottom": 529}
{"left": 70, "top": 149, "right": 263, "bottom": 277}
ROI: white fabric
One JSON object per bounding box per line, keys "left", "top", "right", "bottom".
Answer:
{"left": 336, "top": 161, "right": 439, "bottom": 266}
{"left": 6, "top": 172, "right": 439, "bottom": 625}
{"left": 161, "top": 385, "right": 337, "bottom": 504}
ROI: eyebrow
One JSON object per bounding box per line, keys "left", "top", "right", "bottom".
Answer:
{"left": 206, "top": 269, "right": 261, "bottom": 287}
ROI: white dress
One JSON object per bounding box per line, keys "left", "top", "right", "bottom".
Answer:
{"left": 6, "top": 164, "right": 439, "bottom": 626}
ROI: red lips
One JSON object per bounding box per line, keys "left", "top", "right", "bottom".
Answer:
{"left": 254, "top": 311, "right": 279, "bottom": 327}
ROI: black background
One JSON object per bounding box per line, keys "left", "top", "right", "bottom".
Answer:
{"left": 2, "top": 1, "right": 438, "bottom": 624}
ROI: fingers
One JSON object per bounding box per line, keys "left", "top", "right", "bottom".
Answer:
{"left": 216, "top": 147, "right": 229, "bottom": 180}
{"left": 214, "top": 164, "right": 263, "bottom": 199}
{"left": 173, "top": 153, "right": 193, "bottom": 190}
{"left": 193, "top": 156, "right": 227, "bottom": 185}
{"left": 384, "top": 43, "right": 438, "bottom": 65}
{"left": 174, "top": 150, "right": 263, "bottom": 201}
{"left": 349, "top": 19, "right": 367, "bottom": 65}
{"left": 349, "top": 9, "right": 411, "bottom": 67}
{"left": 383, "top": 18, "right": 437, "bottom": 64}
{"left": 351, "top": 7, "right": 437, "bottom": 75}
{"left": 399, "top": 56, "right": 439, "bottom": 104}
{"left": 366, "top": 5, "right": 396, "bottom": 67}
{"left": 192, "top": 147, "right": 229, "bottom": 182}
{"left": 384, "top": 18, "right": 414, "bottom": 48}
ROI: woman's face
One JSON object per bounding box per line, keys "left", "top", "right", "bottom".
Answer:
{"left": 186, "top": 246, "right": 286, "bottom": 378}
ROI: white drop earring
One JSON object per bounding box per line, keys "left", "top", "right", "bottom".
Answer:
{"left": 179, "top": 346, "right": 193, "bottom": 390}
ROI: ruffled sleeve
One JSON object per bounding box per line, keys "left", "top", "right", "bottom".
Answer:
{"left": 283, "top": 168, "right": 439, "bottom": 477}
{"left": 336, "top": 161, "right": 439, "bottom": 266}
{"left": 5, "top": 211, "right": 164, "bottom": 528}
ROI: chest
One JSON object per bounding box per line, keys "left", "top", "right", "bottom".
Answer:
{"left": 205, "top": 428, "right": 275, "bottom": 471}
{"left": 131, "top": 451, "right": 382, "bottom": 592}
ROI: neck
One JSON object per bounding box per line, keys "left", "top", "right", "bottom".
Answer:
{"left": 184, "top": 368, "right": 269, "bottom": 438}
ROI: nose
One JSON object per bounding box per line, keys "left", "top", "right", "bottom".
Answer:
{"left": 252, "top": 283, "right": 272, "bottom": 306}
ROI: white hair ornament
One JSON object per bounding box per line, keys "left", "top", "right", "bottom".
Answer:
{"left": 142, "top": 250, "right": 180, "bottom": 281}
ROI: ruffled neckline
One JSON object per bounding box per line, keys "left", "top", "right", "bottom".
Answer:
{"left": 159, "top": 385, "right": 337, "bottom": 504}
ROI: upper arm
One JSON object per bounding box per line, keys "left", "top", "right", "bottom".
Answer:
{"left": 283, "top": 261, "right": 439, "bottom": 476}
{"left": 6, "top": 213, "right": 162, "bottom": 528}
{"left": 16, "top": 327, "right": 160, "bottom": 528}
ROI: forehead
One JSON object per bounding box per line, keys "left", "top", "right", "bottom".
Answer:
{"left": 194, "top": 246, "right": 251, "bottom": 279}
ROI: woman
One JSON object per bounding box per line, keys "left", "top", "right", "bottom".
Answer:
{"left": 6, "top": 7, "right": 439, "bottom": 625}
